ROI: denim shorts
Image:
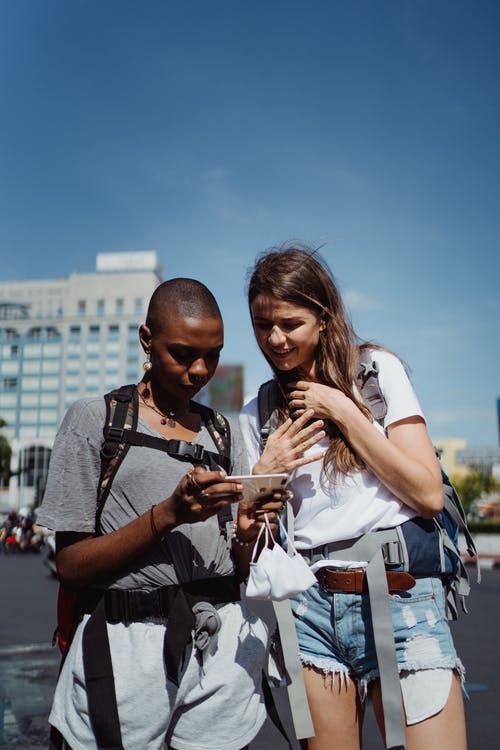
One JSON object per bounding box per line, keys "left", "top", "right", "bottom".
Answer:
{"left": 290, "top": 574, "right": 462, "bottom": 690}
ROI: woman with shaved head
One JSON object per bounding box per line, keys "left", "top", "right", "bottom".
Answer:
{"left": 38, "top": 278, "right": 322, "bottom": 750}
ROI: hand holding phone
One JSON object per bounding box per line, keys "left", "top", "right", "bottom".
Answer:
{"left": 225, "top": 473, "right": 289, "bottom": 503}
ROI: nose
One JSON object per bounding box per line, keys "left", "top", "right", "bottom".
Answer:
{"left": 267, "top": 326, "right": 286, "bottom": 347}
{"left": 189, "top": 357, "right": 209, "bottom": 381}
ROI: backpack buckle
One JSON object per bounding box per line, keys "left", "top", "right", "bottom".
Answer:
{"left": 167, "top": 440, "right": 206, "bottom": 464}
{"left": 382, "top": 540, "right": 403, "bottom": 567}
{"left": 107, "top": 426, "right": 124, "bottom": 442}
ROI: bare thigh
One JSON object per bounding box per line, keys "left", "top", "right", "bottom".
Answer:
{"left": 301, "top": 665, "right": 364, "bottom": 750}
{"left": 371, "top": 671, "right": 467, "bottom": 750}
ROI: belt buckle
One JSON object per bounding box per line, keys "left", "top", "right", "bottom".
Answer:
{"left": 316, "top": 566, "right": 340, "bottom": 593}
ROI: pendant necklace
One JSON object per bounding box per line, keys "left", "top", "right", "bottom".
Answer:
{"left": 139, "top": 387, "right": 182, "bottom": 428}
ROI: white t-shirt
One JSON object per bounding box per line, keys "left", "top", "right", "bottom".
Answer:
{"left": 239, "top": 350, "right": 424, "bottom": 551}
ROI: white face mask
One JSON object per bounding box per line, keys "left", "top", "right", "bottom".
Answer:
{"left": 246, "top": 514, "right": 316, "bottom": 601}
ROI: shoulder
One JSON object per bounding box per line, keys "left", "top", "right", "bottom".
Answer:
{"left": 241, "top": 392, "right": 259, "bottom": 418}
{"left": 57, "top": 396, "right": 107, "bottom": 439}
{"left": 366, "top": 349, "right": 423, "bottom": 425}
{"left": 368, "top": 348, "right": 408, "bottom": 374}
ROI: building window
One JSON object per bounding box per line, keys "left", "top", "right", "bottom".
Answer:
{"left": 70, "top": 325, "right": 81, "bottom": 336}
{"left": 134, "top": 298, "right": 143, "bottom": 314}
{"left": 78, "top": 300, "right": 86, "bottom": 316}
{"left": 10, "top": 345, "right": 19, "bottom": 357}
{"left": 115, "top": 298, "right": 124, "bottom": 315}
{"left": 96, "top": 299, "right": 105, "bottom": 316}
{"left": 2, "top": 377, "right": 17, "bottom": 389}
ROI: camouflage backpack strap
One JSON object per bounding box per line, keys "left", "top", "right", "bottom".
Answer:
{"left": 356, "top": 348, "right": 387, "bottom": 425}
{"left": 190, "top": 402, "right": 231, "bottom": 472}
{"left": 190, "top": 402, "right": 233, "bottom": 538}
{"left": 95, "top": 384, "right": 138, "bottom": 534}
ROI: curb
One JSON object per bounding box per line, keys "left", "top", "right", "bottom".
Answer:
{"left": 0, "top": 642, "right": 55, "bottom": 657}
{"left": 462, "top": 554, "right": 500, "bottom": 570}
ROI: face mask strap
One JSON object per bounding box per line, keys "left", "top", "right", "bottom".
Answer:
{"left": 250, "top": 521, "right": 267, "bottom": 564}
{"left": 276, "top": 514, "right": 299, "bottom": 556}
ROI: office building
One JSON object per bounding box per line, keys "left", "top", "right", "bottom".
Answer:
{"left": 0, "top": 251, "right": 162, "bottom": 511}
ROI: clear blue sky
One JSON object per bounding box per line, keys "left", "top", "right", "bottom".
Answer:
{"left": 1, "top": 0, "right": 499, "bottom": 447}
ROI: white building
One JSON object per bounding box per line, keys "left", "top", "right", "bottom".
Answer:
{"left": 0, "top": 251, "right": 162, "bottom": 512}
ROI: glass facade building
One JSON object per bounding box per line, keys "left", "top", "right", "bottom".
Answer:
{"left": 0, "top": 252, "right": 162, "bottom": 511}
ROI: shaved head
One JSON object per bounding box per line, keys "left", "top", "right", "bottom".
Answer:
{"left": 145, "top": 278, "right": 222, "bottom": 333}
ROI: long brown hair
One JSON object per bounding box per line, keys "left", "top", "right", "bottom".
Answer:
{"left": 247, "top": 244, "right": 374, "bottom": 479}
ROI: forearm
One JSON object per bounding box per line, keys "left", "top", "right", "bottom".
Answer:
{"left": 331, "top": 395, "right": 443, "bottom": 517}
{"left": 56, "top": 498, "right": 179, "bottom": 587}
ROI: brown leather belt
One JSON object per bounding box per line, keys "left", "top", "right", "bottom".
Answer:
{"left": 315, "top": 567, "right": 416, "bottom": 594}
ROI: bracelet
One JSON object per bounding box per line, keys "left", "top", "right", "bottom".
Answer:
{"left": 231, "top": 518, "right": 258, "bottom": 547}
{"left": 150, "top": 504, "right": 163, "bottom": 544}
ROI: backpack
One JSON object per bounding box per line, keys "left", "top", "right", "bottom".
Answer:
{"left": 257, "top": 354, "right": 480, "bottom": 750}
{"left": 258, "top": 354, "right": 479, "bottom": 618}
{"left": 54, "top": 384, "right": 233, "bottom": 654}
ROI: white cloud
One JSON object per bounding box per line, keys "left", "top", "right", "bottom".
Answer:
{"left": 428, "top": 407, "right": 492, "bottom": 426}
{"left": 344, "top": 289, "right": 383, "bottom": 311}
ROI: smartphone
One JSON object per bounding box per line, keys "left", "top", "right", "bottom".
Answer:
{"left": 225, "top": 473, "right": 289, "bottom": 503}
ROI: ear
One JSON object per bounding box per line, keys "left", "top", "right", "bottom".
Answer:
{"left": 139, "top": 324, "right": 152, "bottom": 354}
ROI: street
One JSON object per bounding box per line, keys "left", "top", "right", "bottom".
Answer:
{"left": 0, "top": 554, "right": 498, "bottom": 749}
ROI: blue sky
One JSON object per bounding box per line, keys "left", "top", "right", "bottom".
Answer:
{"left": 1, "top": 0, "right": 499, "bottom": 447}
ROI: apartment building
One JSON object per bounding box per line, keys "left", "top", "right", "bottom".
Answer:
{"left": 0, "top": 251, "right": 162, "bottom": 511}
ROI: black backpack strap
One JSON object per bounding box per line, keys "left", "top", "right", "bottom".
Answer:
{"left": 191, "top": 402, "right": 233, "bottom": 537}
{"left": 82, "top": 596, "right": 124, "bottom": 750}
{"left": 119, "top": 431, "right": 231, "bottom": 473}
{"left": 96, "top": 385, "right": 138, "bottom": 534}
{"left": 356, "top": 349, "right": 387, "bottom": 425}
{"left": 191, "top": 402, "right": 231, "bottom": 461}
{"left": 257, "top": 379, "right": 280, "bottom": 449}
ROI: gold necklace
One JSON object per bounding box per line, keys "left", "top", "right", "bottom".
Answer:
{"left": 138, "top": 387, "right": 184, "bottom": 428}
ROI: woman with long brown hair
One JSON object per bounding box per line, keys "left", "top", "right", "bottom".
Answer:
{"left": 239, "top": 245, "right": 467, "bottom": 750}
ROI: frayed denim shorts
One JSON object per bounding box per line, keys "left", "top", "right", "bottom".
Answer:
{"left": 290, "top": 575, "right": 462, "bottom": 691}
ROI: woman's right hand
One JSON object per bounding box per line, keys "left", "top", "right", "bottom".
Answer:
{"left": 167, "top": 467, "right": 243, "bottom": 526}
{"left": 253, "top": 409, "right": 326, "bottom": 475}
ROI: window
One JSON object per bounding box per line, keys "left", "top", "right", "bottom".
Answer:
{"left": 42, "top": 360, "right": 60, "bottom": 374}
{"left": 96, "top": 299, "right": 105, "bottom": 315}
{"left": 78, "top": 300, "right": 86, "bottom": 315}
{"left": 2, "top": 377, "right": 17, "bottom": 389}
{"left": 24, "top": 344, "right": 42, "bottom": 358}
{"left": 10, "top": 345, "right": 19, "bottom": 357}
{"left": 115, "top": 298, "right": 124, "bottom": 315}
{"left": 134, "top": 298, "right": 143, "bottom": 314}
{"left": 70, "top": 325, "right": 81, "bottom": 336}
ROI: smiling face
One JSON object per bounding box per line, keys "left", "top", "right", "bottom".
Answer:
{"left": 140, "top": 313, "right": 223, "bottom": 407}
{"left": 251, "top": 294, "right": 323, "bottom": 378}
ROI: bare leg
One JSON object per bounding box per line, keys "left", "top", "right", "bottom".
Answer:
{"left": 371, "top": 671, "right": 466, "bottom": 750}
{"left": 302, "top": 665, "right": 363, "bottom": 750}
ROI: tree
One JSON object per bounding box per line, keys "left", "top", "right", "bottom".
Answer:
{"left": 452, "top": 469, "right": 500, "bottom": 512}
{"left": 0, "top": 418, "right": 12, "bottom": 487}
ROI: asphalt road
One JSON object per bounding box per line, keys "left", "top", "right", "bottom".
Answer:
{"left": 0, "top": 554, "right": 497, "bottom": 749}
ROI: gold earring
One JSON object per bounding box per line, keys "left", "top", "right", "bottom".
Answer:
{"left": 143, "top": 356, "right": 152, "bottom": 372}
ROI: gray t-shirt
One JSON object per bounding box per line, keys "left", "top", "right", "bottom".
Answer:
{"left": 37, "top": 395, "right": 249, "bottom": 590}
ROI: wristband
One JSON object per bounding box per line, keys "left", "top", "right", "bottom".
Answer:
{"left": 231, "top": 518, "right": 258, "bottom": 547}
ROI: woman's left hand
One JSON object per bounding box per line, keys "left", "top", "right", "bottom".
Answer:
{"left": 236, "top": 491, "right": 288, "bottom": 544}
{"left": 287, "top": 380, "right": 348, "bottom": 421}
